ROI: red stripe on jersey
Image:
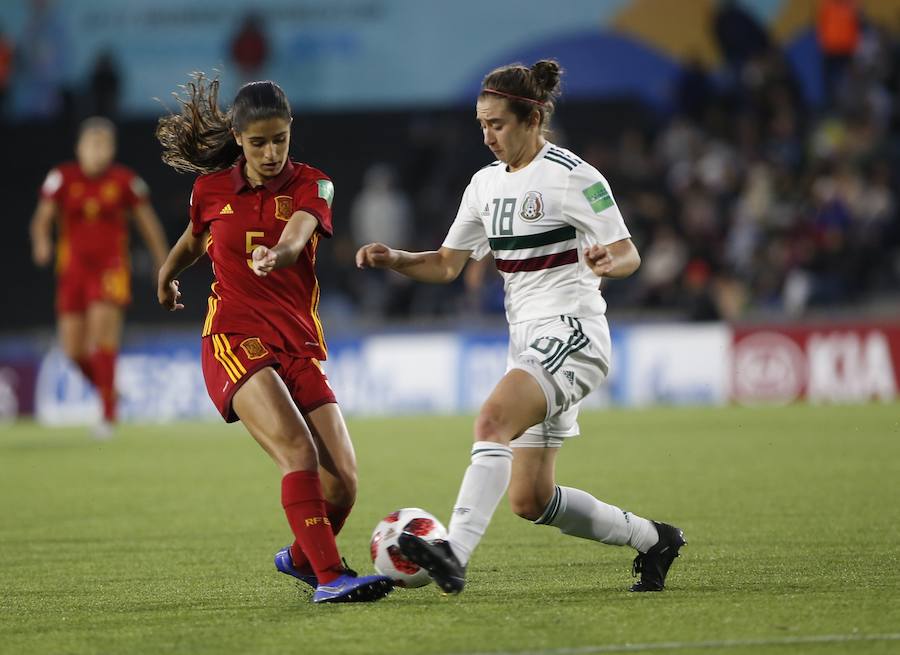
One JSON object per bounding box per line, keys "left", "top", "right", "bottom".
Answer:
{"left": 494, "top": 249, "right": 578, "bottom": 273}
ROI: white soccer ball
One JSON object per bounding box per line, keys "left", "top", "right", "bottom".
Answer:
{"left": 370, "top": 507, "right": 448, "bottom": 588}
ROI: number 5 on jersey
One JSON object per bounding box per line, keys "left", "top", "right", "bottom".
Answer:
{"left": 246, "top": 230, "right": 265, "bottom": 268}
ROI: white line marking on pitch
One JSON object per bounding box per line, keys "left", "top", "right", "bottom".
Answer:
{"left": 451, "top": 633, "right": 900, "bottom": 655}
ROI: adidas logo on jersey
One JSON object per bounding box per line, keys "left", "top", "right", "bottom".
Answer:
{"left": 220, "top": 203, "right": 234, "bottom": 215}
{"left": 481, "top": 203, "right": 490, "bottom": 217}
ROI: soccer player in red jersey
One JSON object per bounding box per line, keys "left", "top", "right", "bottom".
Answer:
{"left": 155, "top": 74, "right": 392, "bottom": 603}
{"left": 29, "top": 117, "right": 169, "bottom": 437}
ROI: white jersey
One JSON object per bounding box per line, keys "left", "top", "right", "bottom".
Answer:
{"left": 443, "top": 142, "right": 630, "bottom": 324}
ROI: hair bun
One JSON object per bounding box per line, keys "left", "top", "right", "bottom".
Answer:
{"left": 531, "top": 60, "right": 562, "bottom": 96}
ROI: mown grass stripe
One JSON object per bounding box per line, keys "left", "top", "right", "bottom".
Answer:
{"left": 451, "top": 633, "right": 900, "bottom": 655}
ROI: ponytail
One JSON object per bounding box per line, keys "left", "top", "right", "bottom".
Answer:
{"left": 156, "top": 72, "right": 240, "bottom": 174}
{"left": 157, "top": 74, "right": 292, "bottom": 174}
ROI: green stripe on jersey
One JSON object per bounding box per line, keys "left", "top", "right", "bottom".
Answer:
{"left": 489, "top": 225, "right": 576, "bottom": 251}
{"left": 582, "top": 181, "right": 614, "bottom": 213}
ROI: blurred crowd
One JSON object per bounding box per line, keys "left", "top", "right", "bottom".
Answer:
{"left": 606, "top": 1, "right": 900, "bottom": 321}
{"left": 324, "top": 1, "right": 900, "bottom": 323}
{"left": 5, "top": 1, "right": 898, "bottom": 326}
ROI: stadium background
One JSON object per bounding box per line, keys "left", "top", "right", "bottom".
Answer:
{"left": 0, "top": 0, "right": 898, "bottom": 422}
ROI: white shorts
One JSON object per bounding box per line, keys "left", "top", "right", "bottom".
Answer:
{"left": 508, "top": 314, "right": 611, "bottom": 448}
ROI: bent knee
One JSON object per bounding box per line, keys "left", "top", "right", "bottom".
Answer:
{"left": 327, "top": 469, "right": 358, "bottom": 507}
{"left": 280, "top": 427, "right": 314, "bottom": 450}
{"left": 62, "top": 344, "right": 86, "bottom": 361}
{"left": 508, "top": 494, "right": 548, "bottom": 522}
{"left": 474, "top": 403, "right": 510, "bottom": 442}
{"left": 273, "top": 429, "right": 317, "bottom": 469}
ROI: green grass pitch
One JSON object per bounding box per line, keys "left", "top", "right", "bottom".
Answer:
{"left": 1, "top": 404, "right": 899, "bottom": 655}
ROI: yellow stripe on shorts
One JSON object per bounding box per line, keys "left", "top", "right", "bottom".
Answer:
{"left": 218, "top": 334, "right": 247, "bottom": 375}
{"left": 202, "top": 282, "right": 221, "bottom": 337}
{"left": 212, "top": 334, "right": 243, "bottom": 383}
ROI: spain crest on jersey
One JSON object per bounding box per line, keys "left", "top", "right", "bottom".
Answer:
{"left": 101, "top": 181, "right": 120, "bottom": 203}
{"left": 520, "top": 190, "right": 544, "bottom": 222}
{"left": 274, "top": 195, "right": 293, "bottom": 221}
{"left": 239, "top": 337, "right": 269, "bottom": 360}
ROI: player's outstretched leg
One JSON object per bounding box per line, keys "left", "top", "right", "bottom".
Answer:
{"left": 530, "top": 485, "right": 684, "bottom": 591}
{"left": 629, "top": 521, "right": 687, "bottom": 592}
{"left": 401, "top": 440, "right": 513, "bottom": 594}
{"left": 397, "top": 532, "right": 466, "bottom": 594}
{"left": 311, "top": 572, "right": 394, "bottom": 603}
{"left": 274, "top": 545, "right": 318, "bottom": 589}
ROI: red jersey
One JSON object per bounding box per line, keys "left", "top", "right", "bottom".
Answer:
{"left": 190, "top": 159, "right": 335, "bottom": 360}
{"left": 40, "top": 162, "right": 147, "bottom": 274}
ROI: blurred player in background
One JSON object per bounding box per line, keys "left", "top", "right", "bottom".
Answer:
{"left": 155, "top": 74, "right": 392, "bottom": 604}
{"left": 29, "top": 117, "right": 169, "bottom": 437}
{"left": 357, "top": 60, "right": 685, "bottom": 594}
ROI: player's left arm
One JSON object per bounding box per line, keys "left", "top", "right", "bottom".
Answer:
{"left": 584, "top": 238, "right": 641, "bottom": 279}
{"left": 565, "top": 165, "right": 638, "bottom": 279}
{"left": 132, "top": 202, "right": 170, "bottom": 274}
{"left": 30, "top": 197, "right": 58, "bottom": 267}
{"left": 251, "top": 210, "right": 318, "bottom": 277}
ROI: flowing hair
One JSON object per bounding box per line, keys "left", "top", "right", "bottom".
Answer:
{"left": 156, "top": 73, "right": 292, "bottom": 174}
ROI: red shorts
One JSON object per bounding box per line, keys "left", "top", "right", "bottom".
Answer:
{"left": 57, "top": 265, "right": 131, "bottom": 314}
{"left": 201, "top": 333, "right": 337, "bottom": 423}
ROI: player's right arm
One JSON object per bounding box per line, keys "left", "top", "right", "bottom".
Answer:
{"left": 157, "top": 222, "right": 207, "bottom": 311}
{"left": 30, "top": 197, "right": 58, "bottom": 267}
{"left": 355, "top": 243, "right": 472, "bottom": 284}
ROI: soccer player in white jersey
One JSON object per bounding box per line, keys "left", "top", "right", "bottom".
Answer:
{"left": 356, "top": 60, "right": 685, "bottom": 593}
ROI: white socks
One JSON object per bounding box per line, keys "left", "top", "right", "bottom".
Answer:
{"left": 535, "top": 485, "right": 659, "bottom": 553}
{"left": 447, "top": 441, "right": 514, "bottom": 566}
{"left": 445, "top": 444, "right": 658, "bottom": 566}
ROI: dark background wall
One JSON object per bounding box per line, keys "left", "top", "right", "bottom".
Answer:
{"left": 2, "top": 100, "right": 651, "bottom": 334}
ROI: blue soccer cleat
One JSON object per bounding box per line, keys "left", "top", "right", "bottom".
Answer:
{"left": 274, "top": 545, "right": 318, "bottom": 589}
{"left": 312, "top": 573, "right": 394, "bottom": 604}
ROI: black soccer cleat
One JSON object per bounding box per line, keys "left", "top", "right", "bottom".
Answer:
{"left": 398, "top": 532, "right": 466, "bottom": 594}
{"left": 629, "top": 521, "right": 686, "bottom": 592}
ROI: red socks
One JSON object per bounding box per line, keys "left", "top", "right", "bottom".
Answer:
{"left": 281, "top": 471, "right": 344, "bottom": 584}
{"left": 89, "top": 349, "right": 117, "bottom": 422}
{"left": 290, "top": 500, "right": 353, "bottom": 572}
{"left": 75, "top": 351, "right": 116, "bottom": 422}
{"left": 74, "top": 357, "right": 94, "bottom": 383}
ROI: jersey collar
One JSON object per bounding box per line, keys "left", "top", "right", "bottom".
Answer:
{"left": 503, "top": 141, "right": 551, "bottom": 174}
{"left": 230, "top": 157, "right": 296, "bottom": 194}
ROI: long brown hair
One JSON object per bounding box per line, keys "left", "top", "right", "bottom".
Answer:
{"left": 480, "top": 59, "right": 563, "bottom": 131}
{"left": 156, "top": 73, "right": 292, "bottom": 174}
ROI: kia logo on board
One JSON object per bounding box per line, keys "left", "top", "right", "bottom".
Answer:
{"left": 733, "top": 332, "right": 807, "bottom": 404}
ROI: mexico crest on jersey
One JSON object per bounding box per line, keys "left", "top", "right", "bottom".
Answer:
{"left": 274, "top": 195, "right": 293, "bottom": 221}
{"left": 520, "top": 191, "right": 544, "bottom": 222}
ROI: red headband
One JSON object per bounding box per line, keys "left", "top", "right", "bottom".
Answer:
{"left": 482, "top": 88, "right": 546, "bottom": 106}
